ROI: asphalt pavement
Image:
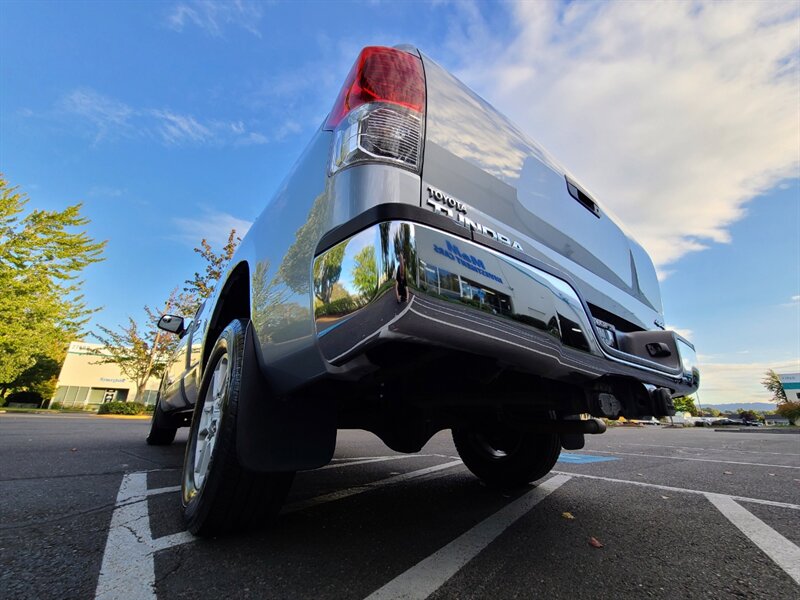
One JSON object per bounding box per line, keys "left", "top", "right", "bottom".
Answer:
{"left": 1, "top": 414, "right": 798, "bottom": 600}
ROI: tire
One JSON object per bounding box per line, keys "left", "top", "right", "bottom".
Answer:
{"left": 146, "top": 398, "right": 177, "bottom": 446}
{"left": 452, "top": 424, "right": 561, "bottom": 488}
{"left": 182, "top": 318, "right": 295, "bottom": 536}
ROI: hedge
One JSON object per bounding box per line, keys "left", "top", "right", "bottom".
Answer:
{"left": 97, "top": 401, "right": 147, "bottom": 415}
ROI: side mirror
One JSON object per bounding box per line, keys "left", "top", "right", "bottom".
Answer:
{"left": 157, "top": 314, "right": 185, "bottom": 336}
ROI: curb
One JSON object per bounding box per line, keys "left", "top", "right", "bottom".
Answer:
{"left": 714, "top": 428, "right": 799, "bottom": 434}
{"left": 95, "top": 414, "right": 151, "bottom": 420}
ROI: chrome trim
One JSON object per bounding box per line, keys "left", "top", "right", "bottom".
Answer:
{"left": 312, "top": 221, "right": 698, "bottom": 391}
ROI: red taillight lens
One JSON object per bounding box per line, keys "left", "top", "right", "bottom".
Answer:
{"left": 325, "top": 46, "right": 425, "bottom": 129}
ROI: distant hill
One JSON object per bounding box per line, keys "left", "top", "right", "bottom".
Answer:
{"left": 704, "top": 402, "right": 777, "bottom": 413}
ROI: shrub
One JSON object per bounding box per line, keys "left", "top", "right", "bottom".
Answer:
{"left": 97, "top": 401, "right": 147, "bottom": 415}
{"left": 50, "top": 401, "right": 63, "bottom": 410}
{"left": 5, "top": 391, "right": 45, "bottom": 407}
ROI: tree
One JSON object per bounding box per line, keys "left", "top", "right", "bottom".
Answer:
{"left": 352, "top": 246, "right": 378, "bottom": 298}
{"left": 761, "top": 369, "right": 787, "bottom": 404}
{"left": 91, "top": 294, "right": 180, "bottom": 404}
{"left": 699, "top": 407, "right": 721, "bottom": 417}
{"left": 182, "top": 229, "right": 240, "bottom": 314}
{"left": 313, "top": 244, "right": 345, "bottom": 305}
{"left": 672, "top": 395, "right": 698, "bottom": 416}
{"left": 278, "top": 193, "right": 328, "bottom": 295}
{"left": 0, "top": 175, "right": 105, "bottom": 396}
{"left": 737, "top": 409, "right": 760, "bottom": 422}
{"left": 91, "top": 232, "right": 241, "bottom": 401}
{"left": 776, "top": 401, "right": 800, "bottom": 424}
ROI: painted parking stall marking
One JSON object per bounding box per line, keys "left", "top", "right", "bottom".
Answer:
{"left": 706, "top": 493, "right": 800, "bottom": 585}
{"left": 557, "top": 453, "right": 618, "bottom": 464}
{"left": 94, "top": 458, "right": 464, "bottom": 600}
{"left": 574, "top": 449, "right": 800, "bottom": 469}
{"left": 94, "top": 452, "right": 800, "bottom": 600}
{"left": 364, "top": 474, "right": 572, "bottom": 600}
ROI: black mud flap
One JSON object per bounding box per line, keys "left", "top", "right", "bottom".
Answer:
{"left": 236, "top": 322, "right": 337, "bottom": 472}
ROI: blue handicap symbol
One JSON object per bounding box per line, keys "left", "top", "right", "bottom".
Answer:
{"left": 558, "top": 453, "right": 618, "bottom": 464}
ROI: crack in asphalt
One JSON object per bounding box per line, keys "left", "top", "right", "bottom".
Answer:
{"left": 0, "top": 491, "right": 177, "bottom": 531}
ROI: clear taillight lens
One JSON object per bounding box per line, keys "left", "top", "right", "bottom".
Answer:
{"left": 326, "top": 46, "right": 425, "bottom": 174}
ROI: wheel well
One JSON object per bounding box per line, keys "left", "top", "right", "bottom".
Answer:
{"left": 203, "top": 261, "right": 250, "bottom": 369}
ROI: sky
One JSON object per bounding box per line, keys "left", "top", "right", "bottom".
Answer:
{"left": 1, "top": 0, "right": 798, "bottom": 405}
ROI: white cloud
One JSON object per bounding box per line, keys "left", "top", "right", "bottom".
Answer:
{"left": 58, "top": 88, "right": 270, "bottom": 148}
{"left": 167, "top": 0, "right": 264, "bottom": 37}
{"left": 150, "top": 109, "right": 213, "bottom": 145}
{"left": 442, "top": 1, "right": 800, "bottom": 267}
{"left": 88, "top": 185, "right": 125, "bottom": 198}
{"left": 60, "top": 89, "right": 135, "bottom": 143}
{"left": 696, "top": 358, "right": 800, "bottom": 405}
{"left": 173, "top": 209, "right": 252, "bottom": 248}
{"left": 778, "top": 294, "right": 800, "bottom": 307}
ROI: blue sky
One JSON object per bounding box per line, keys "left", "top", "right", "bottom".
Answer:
{"left": 1, "top": 1, "right": 798, "bottom": 404}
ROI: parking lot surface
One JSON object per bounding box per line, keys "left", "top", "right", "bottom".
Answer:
{"left": 1, "top": 414, "right": 798, "bottom": 599}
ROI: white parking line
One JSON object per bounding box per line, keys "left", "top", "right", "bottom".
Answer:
{"left": 612, "top": 442, "right": 799, "bottom": 457}
{"left": 284, "top": 460, "right": 463, "bottom": 513}
{"left": 318, "top": 455, "right": 431, "bottom": 470}
{"left": 552, "top": 471, "right": 800, "bottom": 510}
{"left": 95, "top": 473, "right": 170, "bottom": 600}
{"left": 707, "top": 494, "right": 800, "bottom": 585}
{"left": 96, "top": 459, "right": 464, "bottom": 599}
{"left": 578, "top": 449, "right": 800, "bottom": 469}
{"left": 364, "top": 474, "right": 571, "bottom": 600}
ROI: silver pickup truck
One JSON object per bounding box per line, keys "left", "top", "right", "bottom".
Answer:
{"left": 148, "top": 45, "right": 699, "bottom": 536}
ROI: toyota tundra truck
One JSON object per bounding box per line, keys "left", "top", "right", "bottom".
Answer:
{"left": 148, "top": 45, "right": 699, "bottom": 536}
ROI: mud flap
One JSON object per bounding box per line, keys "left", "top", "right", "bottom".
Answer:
{"left": 236, "top": 322, "right": 337, "bottom": 472}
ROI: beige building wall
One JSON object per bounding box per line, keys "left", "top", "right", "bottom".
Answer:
{"left": 52, "top": 341, "right": 161, "bottom": 409}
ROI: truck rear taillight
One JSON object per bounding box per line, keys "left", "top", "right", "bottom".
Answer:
{"left": 325, "top": 46, "right": 425, "bottom": 174}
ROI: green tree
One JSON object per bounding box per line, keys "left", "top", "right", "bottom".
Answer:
{"left": 313, "top": 244, "right": 345, "bottom": 305}
{"left": 91, "top": 232, "right": 241, "bottom": 401}
{"left": 5, "top": 354, "right": 61, "bottom": 404}
{"left": 699, "top": 407, "right": 721, "bottom": 417}
{"left": 182, "top": 229, "right": 240, "bottom": 313}
{"left": 672, "top": 395, "right": 698, "bottom": 416}
{"left": 738, "top": 409, "right": 760, "bottom": 422}
{"left": 91, "top": 295, "right": 179, "bottom": 404}
{"left": 352, "top": 246, "right": 378, "bottom": 299}
{"left": 776, "top": 401, "right": 800, "bottom": 424}
{"left": 761, "top": 369, "right": 787, "bottom": 404}
{"left": 278, "top": 193, "right": 330, "bottom": 295}
{"left": 0, "top": 176, "right": 105, "bottom": 397}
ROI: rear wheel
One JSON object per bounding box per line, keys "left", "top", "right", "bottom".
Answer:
{"left": 452, "top": 424, "right": 560, "bottom": 488}
{"left": 182, "top": 319, "right": 294, "bottom": 536}
{"left": 146, "top": 398, "right": 177, "bottom": 446}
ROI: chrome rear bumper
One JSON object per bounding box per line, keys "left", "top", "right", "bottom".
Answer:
{"left": 312, "top": 221, "right": 699, "bottom": 395}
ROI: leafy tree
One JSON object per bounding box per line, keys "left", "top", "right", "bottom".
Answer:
{"left": 278, "top": 193, "right": 329, "bottom": 295}
{"left": 352, "top": 246, "right": 378, "bottom": 298}
{"left": 672, "top": 395, "right": 698, "bottom": 416}
{"left": 776, "top": 401, "right": 800, "bottom": 424}
{"left": 313, "top": 244, "right": 345, "bottom": 305}
{"left": 91, "top": 232, "right": 242, "bottom": 400}
{"left": 761, "top": 369, "right": 787, "bottom": 404}
{"left": 0, "top": 175, "right": 105, "bottom": 396}
{"left": 4, "top": 354, "right": 61, "bottom": 405}
{"left": 91, "top": 294, "right": 180, "bottom": 404}
{"left": 737, "top": 409, "right": 760, "bottom": 422}
{"left": 182, "top": 229, "right": 240, "bottom": 313}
